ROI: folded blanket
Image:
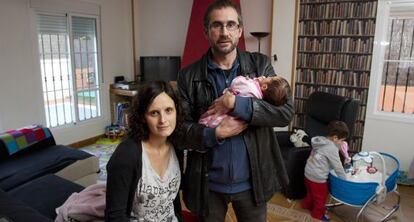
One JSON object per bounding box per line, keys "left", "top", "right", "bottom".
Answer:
{"left": 55, "top": 183, "right": 106, "bottom": 222}
{"left": 0, "top": 125, "right": 51, "bottom": 155}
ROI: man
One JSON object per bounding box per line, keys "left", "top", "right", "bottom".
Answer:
{"left": 177, "top": 0, "right": 294, "bottom": 221}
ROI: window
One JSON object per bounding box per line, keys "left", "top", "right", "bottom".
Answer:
{"left": 37, "top": 13, "right": 101, "bottom": 127}
{"left": 374, "top": 1, "right": 414, "bottom": 116}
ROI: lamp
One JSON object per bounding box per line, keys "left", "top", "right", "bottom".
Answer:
{"left": 250, "top": 32, "right": 269, "bottom": 53}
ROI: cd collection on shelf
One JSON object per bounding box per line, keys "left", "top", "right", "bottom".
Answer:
{"left": 293, "top": 0, "right": 378, "bottom": 151}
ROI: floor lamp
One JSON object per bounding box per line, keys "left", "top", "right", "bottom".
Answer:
{"left": 250, "top": 32, "right": 269, "bottom": 53}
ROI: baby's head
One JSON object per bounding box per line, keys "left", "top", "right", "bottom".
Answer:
{"left": 326, "top": 120, "right": 349, "bottom": 145}
{"left": 257, "top": 76, "right": 289, "bottom": 106}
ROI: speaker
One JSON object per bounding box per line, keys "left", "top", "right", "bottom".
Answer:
{"left": 114, "top": 76, "right": 125, "bottom": 83}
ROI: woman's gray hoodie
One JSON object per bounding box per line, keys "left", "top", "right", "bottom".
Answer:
{"left": 304, "top": 136, "right": 346, "bottom": 183}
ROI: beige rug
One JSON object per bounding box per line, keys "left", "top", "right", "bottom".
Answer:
{"left": 265, "top": 193, "right": 407, "bottom": 222}
{"left": 267, "top": 203, "right": 321, "bottom": 222}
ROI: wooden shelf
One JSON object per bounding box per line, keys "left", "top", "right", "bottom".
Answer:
{"left": 110, "top": 88, "right": 138, "bottom": 97}
{"left": 298, "top": 35, "right": 375, "bottom": 38}
{"left": 300, "top": 0, "right": 377, "bottom": 5}
{"left": 109, "top": 86, "right": 138, "bottom": 126}
{"left": 298, "top": 51, "right": 372, "bottom": 55}
{"left": 297, "top": 67, "right": 370, "bottom": 72}
{"left": 299, "top": 17, "right": 376, "bottom": 21}
{"left": 295, "top": 82, "right": 369, "bottom": 89}
{"left": 294, "top": 97, "right": 367, "bottom": 106}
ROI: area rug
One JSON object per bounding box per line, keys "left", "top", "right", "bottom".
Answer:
{"left": 81, "top": 143, "right": 118, "bottom": 181}
{"left": 328, "top": 195, "right": 407, "bottom": 222}
{"left": 267, "top": 203, "right": 320, "bottom": 222}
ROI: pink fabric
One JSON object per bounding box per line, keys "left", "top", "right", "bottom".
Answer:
{"left": 227, "top": 76, "right": 263, "bottom": 98}
{"left": 199, "top": 76, "right": 262, "bottom": 128}
{"left": 55, "top": 183, "right": 106, "bottom": 222}
{"left": 340, "top": 141, "right": 351, "bottom": 162}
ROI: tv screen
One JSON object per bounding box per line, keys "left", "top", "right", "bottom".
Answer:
{"left": 140, "top": 56, "right": 181, "bottom": 82}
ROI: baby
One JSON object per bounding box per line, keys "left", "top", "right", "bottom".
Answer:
{"left": 199, "top": 75, "right": 289, "bottom": 127}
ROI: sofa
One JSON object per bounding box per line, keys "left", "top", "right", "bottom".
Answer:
{"left": 0, "top": 125, "right": 100, "bottom": 221}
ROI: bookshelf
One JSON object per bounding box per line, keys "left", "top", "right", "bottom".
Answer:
{"left": 109, "top": 86, "right": 137, "bottom": 127}
{"left": 294, "top": 0, "right": 378, "bottom": 151}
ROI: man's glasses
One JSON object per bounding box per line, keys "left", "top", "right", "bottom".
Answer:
{"left": 209, "top": 21, "right": 240, "bottom": 32}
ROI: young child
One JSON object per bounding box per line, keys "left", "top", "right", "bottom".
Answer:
{"left": 199, "top": 75, "right": 289, "bottom": 127}
{"left": 302, "top": 120, "right": 348, "bottom": 221}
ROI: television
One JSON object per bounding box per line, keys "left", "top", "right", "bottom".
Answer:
{"left": 139, "top": 56, "right": 181, "bottom": 82}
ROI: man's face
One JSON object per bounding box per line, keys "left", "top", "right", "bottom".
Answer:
{"left": 206, "top": 7, "right": 242, "bottom": 56}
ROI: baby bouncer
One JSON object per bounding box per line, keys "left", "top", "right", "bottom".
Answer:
{"left": 327, "top": 152, "right": 400, "bottom": 222}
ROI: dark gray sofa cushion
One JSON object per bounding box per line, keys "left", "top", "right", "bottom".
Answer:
{"left": 8, "top": 174, "right": 84, "bottom": 219}
{"left": 0, "top": 145, "right": 93, "bottom": 191}
{"left": 0, "top": 188, "right": 52, "bottom": 222}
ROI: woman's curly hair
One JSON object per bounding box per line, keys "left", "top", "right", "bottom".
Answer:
{"left": 127, "top": 81, "right": 183, "bottom": 144}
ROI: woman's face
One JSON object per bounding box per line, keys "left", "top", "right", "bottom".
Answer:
{"left": 144, "top": 92, "right": 177, "bottom": 139}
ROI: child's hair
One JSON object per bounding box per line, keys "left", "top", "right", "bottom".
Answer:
{"left": 262, "top": 76, "right": 289, "bottom": 106}
{"left": 326, "top": 120, "right": 349, "bottom": 139}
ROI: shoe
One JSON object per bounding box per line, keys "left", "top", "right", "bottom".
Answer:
{"left": 320, "top": 214, "right": 330, "bottom": 221}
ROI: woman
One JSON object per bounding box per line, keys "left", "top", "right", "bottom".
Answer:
{"left": 105, "top": 81, "right": 183, "bottom": 222}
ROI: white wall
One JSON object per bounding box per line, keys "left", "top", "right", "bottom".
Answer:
{"left": 0, "top": 0, "right": 133, "bottom": 145}
{"left": 271, "top": 0, "right": 296, "bottom": 82}
{"left": 362, "top": 119, "right": 412, "bottom": 171}
{"left": 134, "top": 0, "right": 273, "bottom": 66}
{"left": 0, "top": 0, "right": 45, "bottom": 131}
{"left": 362, "top": 0, "right": 414, "bottom": 171}
{"left": 270, "top": 0, "right": 296, "bottom": 132}
{"left": 135, "top": 0, "right": 192, "bottom": 58}
{"left": 241, "top": 0, "right": 273, "bottom": 54}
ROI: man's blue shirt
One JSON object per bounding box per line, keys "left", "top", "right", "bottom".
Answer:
{"left": 202, "top": 56, "right": 253, "bottom": 193}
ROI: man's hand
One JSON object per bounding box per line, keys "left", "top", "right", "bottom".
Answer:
{"left": 205, "top": 91, "right": 236, "bottom": 117}
{"left": 215, "top": 116, "right": 247, "bottom": 139}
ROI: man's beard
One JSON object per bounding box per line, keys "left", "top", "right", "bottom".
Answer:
{"left": 212, "top": 38, "right": 238, "bottom": 55}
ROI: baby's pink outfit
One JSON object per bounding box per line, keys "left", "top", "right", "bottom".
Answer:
{"left": 199, "top": 76, "right": 262, "bottom": 128}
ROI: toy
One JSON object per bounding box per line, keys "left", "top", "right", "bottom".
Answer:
{"left": 289, "top": 129, "right": 310, "bottom": 147}
{"left": 344, "top": 162, "right": 353, "bottom": 174}
{"left": 352, "top": 151, "right": 379, "bottom": 174}
{"left": 105, "top": 124, "right": 125, "bottom": 141}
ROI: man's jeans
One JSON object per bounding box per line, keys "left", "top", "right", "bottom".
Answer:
{"left": 201, "top": 189, "right": 266, "bottom": 222}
